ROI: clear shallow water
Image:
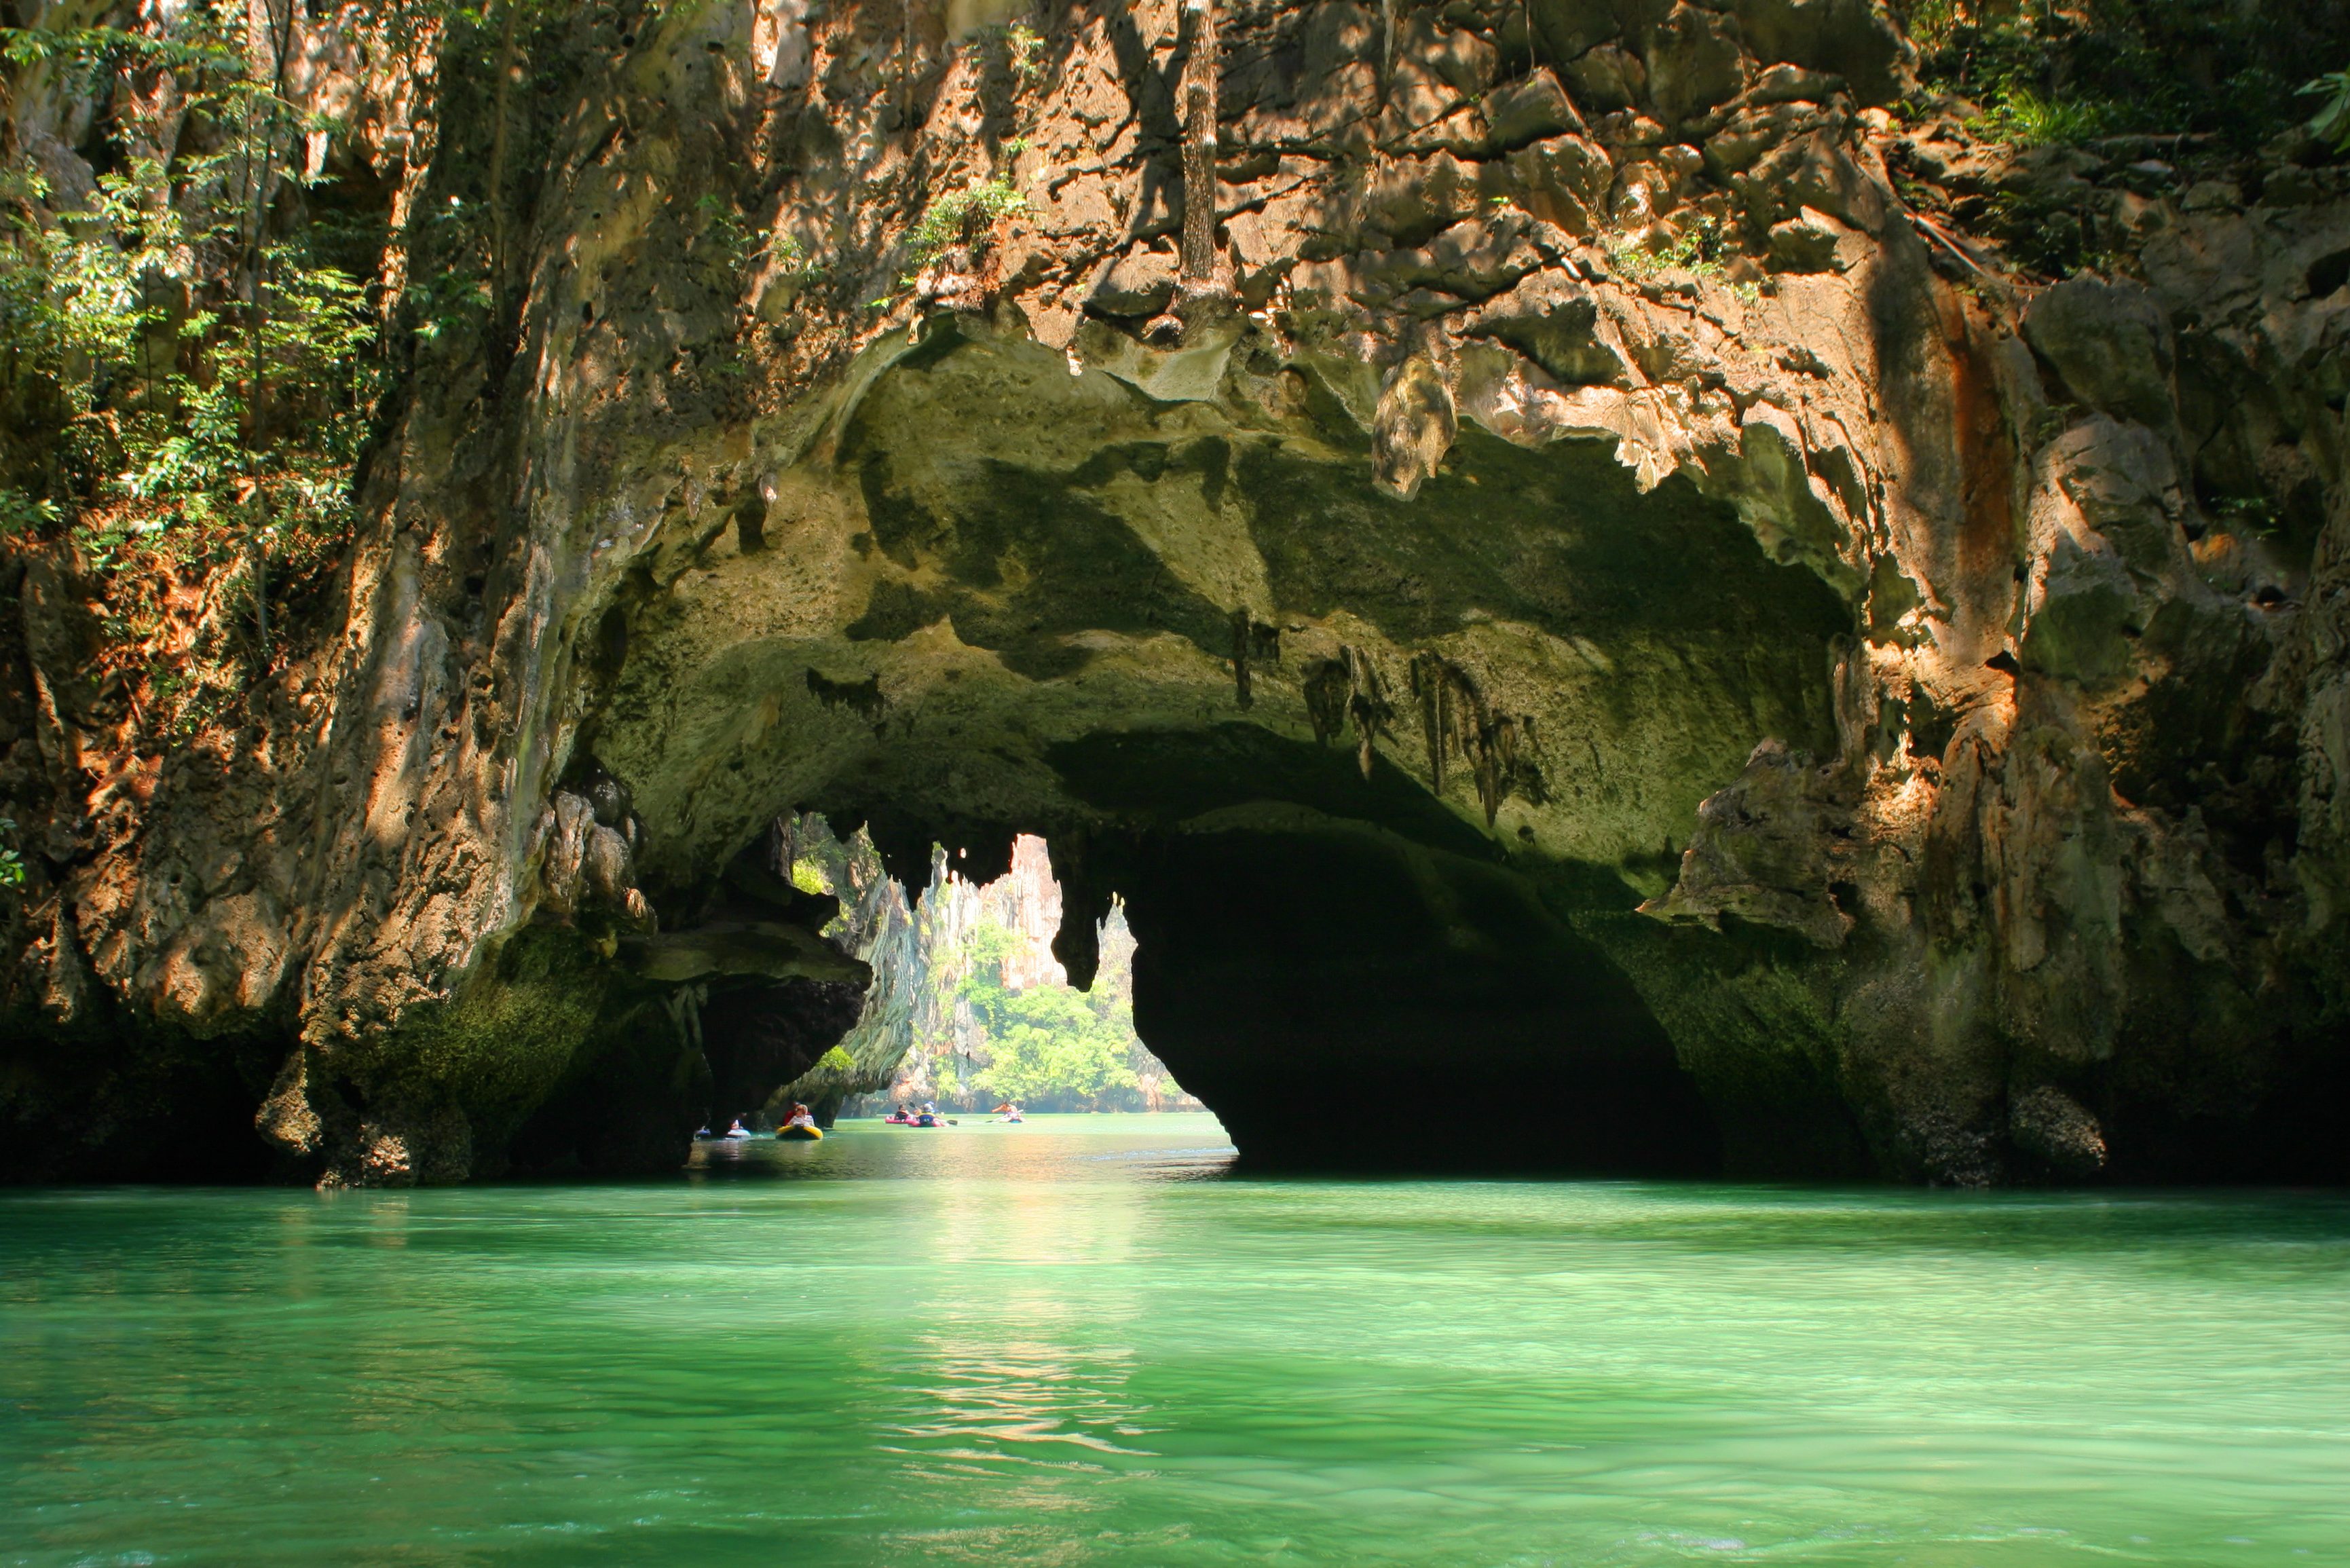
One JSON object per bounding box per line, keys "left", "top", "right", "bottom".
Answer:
{"left": 3, "top": 1114, "right": 2347, "bottom": 1568}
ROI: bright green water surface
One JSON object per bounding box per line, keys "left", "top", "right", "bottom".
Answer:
{"left": 3, "top": 1113, "right": 2347, "bottom": 1567}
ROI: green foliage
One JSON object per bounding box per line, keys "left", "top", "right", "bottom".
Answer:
{"left": 1981, "top": 184, "right": 2119, "bottom": 278}
{"left": 0, "top": 815, "right": 23, "bottom": 889}
{"left": 972, "top": 19, "right": 1047, "bottom": 100}
{"left": 2300, "top": 71, "right": 2350, "bottom": 153}
{"left": 1910, "top": 0, "right": 2349, "bottom": 152}
{"left": 903, "top": 178, "right": 1029, "bottom": 281}
{"left": 1601, "top": 215, "right": 1759, "bottom": 305}
{"left": 691, "top": 193, "right": 765, "bottom": 282}
{"left": 1969, "top": 83, "right": 2115, "bottom": 147}
{"left": 1609, "top": 225, "right": 1704, "bottom": 276}
{"left": 0, "top": 489, "right": 59, "bottom": 536}
{"left": 973, "top": 984, "right": 1138, "bottom": 1106}
{"left": 768, "top": 232, "right": 820, "bottom": 280}
{"left": 1005, "top": 22, "right": 1045, "bottom": 90}
{"left": 1901, "top": 0, "right": 1965, "bottom": 56}
{"left": 0, "top": 7, "right": 388, "bottom": 602}
{"left": 954, "top": 920, "right": 1139, "bottom": 1109}
{"left": 816, "top": 1045, "right": 857, "bottom": 1074}
{"left": 0, "top": 22, "right": 235, "bottom": 79}
{"left": 144, "top": 664, "right": 239, "bottom": 742}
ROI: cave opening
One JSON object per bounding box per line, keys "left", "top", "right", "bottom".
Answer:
{"left": 533, "top": 330, "right": 1876, "bottom": 1181}
{"left": 552, "top": 784, "right": 1727, "bottom": 1178}
{"left": 646, "top": 796, "right": 1730, "bottom": 1178}
{"left": 677, "top": 819, "right": 1202, "bottom": 1140}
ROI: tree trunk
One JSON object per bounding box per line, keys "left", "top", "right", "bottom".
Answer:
{"left": 1178, "top": 0, "right": 1222, "bottom": 292}
{"left": 241, "top": 0, "right": 299, "bottom": 414}
{"left": 249, "top": 525, "right": 269, "bottom": 657}
{"left": 487, "top": 0, "right": 525, "bottom": 336}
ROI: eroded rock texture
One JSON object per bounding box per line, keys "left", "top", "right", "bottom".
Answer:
{"left": 3, "top": 0, "right": 2345, "bottom": 1183}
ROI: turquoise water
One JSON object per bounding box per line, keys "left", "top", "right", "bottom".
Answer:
{"left": 3, "top": 1113, "right": 2347, "bottom": 1567}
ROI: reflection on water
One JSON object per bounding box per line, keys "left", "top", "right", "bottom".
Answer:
{"left": 4, "top": 1113, "right": 2347, "bottom": 1567}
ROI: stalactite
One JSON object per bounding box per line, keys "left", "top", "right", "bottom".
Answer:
{"left": 1341, "top": 646, "right": 1394, "bottom": 781}
{"left": 1470, "top": 713, "right": 1504, "bottom": 829}
{"left": 1304, "top": 658, "right": 1350, "bottom": 747}
{"left": 1046, "top": 830, "right": 1114, "bottom": 990}
{"left": 1231, "top": 611, "right": 1280, "bottom": 709}
{"left": 1230, "top": 606, "right": 1253, "bottom": 709}
{"left": 1409, "top": 652, "right": 1447, "bottom": 792}
{"left": 664, "top": 982, "right": 707, "bottom": 1056}
{"left": 1404, "top": 653, "right": 1541, "bottom": 827}
{"left": 771, "top": 813, "right": 798, "bottom": 880}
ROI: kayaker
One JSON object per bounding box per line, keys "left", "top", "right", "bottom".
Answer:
{"left": 783, "top": 1102, "right": 817, "bottom": 1131}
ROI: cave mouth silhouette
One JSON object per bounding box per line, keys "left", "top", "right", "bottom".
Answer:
{"left": 538, "top": 330, "right": 1867, "bottom": 1180}
{"left": 1102, "top": 819, "right": 1728, "bottom": 1178}
{"left": 706, "top": 768, "right": 1726, "bottom": 1179}
{"left": 728, "top": 823, "right": 1203, "bottom": 1126}
{"left": 686, "top": 818, "right": 1730, "bottom": 1170}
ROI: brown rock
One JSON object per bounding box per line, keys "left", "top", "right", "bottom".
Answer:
{"left": 1360, "top": 151, "right": 1484, "bottom": 246}
{"left": 1733, "top": 0, "right": 1909, "bottom": 107}
{"left": 1562, "top": 44, "right": 1647, "bottom": 115}
{"left": 1084, "top": 248, "right": 1178, "bottom": 318}
{"left": 1506, "top": 133, "right": 1615, "bottom": 234}
{"left": 2009, "top": 1085, "right": 2108, "bottom": 1178}
{"left": 1373, "top": 355, "right": 1458, "bottom": 500}
{"left": 2021, "top": 278, "right": 2178, "bottom": 434}
{"left": 1642, "top": 739, "right": 1855, "bottom": 950}
{"left": 1645, "top": 3, "right": 1751, "bottom": 127}
{"left": 1463, "top": 272, "right": 1629, "bottom": 386}
{"left": 1768, "top": 205, "right": 1856, "bottom": 272}
{"left": 1483, "top": 69, "right": 1585, "bottom": 151}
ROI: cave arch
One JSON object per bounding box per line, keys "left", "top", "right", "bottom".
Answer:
{"left": 535, "top": 326, "right": 1867, "bottom": 1177}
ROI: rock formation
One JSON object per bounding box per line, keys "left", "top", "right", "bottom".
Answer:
{"left": 2, "top": 0, "right": 2345, "bottom": 1184}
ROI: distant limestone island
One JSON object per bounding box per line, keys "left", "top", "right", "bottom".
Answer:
{"left": 781, "top": 825, "right": 1203, "bottom": 1119}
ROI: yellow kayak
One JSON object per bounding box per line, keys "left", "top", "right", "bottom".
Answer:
{"left": 778, "top": 1124, "right": 823, "bottom": 1141}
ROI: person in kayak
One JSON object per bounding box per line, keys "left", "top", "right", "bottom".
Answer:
{"left": 782, "top": 1102, "right": 817, "bottom": 1132}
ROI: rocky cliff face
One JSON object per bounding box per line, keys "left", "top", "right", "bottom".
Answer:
{"left": 3, "top": 0, "right": 2345, "bottom": 1184}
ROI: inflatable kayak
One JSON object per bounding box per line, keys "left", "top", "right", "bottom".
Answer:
{"left": 778, "top": 1124, "right": 822, "bottom": 1142}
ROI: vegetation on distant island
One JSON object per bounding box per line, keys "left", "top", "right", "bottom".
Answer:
{"left": 879, "top": 908, "right": 1190, "bottom": 1115}
{"left": 954, "top": 920, "right": 1139, "bottom": 1108}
